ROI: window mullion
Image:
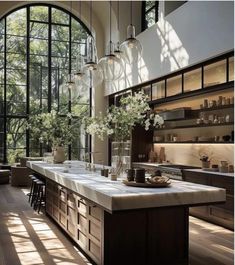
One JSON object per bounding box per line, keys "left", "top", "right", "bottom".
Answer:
{"left": 26, "top": 6, "right": 30, "bottom": 157}
{"left": 48, "top": 6, "right": 52, "bottom": 113}
{"left": 3, "top": 17, "right": 7, "bottom": 163}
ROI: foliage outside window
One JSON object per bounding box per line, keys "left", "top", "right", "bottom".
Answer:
{"left": 0, "top": 4, "right": 91, "bottom": 164}
{"left": 142, "top": 1, "right": 159, "bottom": 31}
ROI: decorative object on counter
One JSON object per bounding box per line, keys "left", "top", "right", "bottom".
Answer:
{"left": 203, "top": 99, "right": 208, "bottom": 108}
{"left": 148, "top": 149, "right": 158, "bottom": 162}
{"left": 125, "top": 168, "right": 135, "bottom": 181}
{"left": 228, "top": 165, "right": 234, "bottom": 173}
{"left": 53, "top": 146, "right": 66, "bottom": 164}
{"left": 159, "top": 147, "right": 166, "bottom": 163}
{"left": 222, "top": 135, "right": 231, "bottom": 142}
{"left": 123, "top": 175, "right": 171, "bottom": 188}
{"left": 134, "top": 168, "right": 145, "bottom": 183}
{"left": 111, "top": 141, "right": 131, "bottom": 178}
{"left": 214, "top": 136, "right": 220, "bottom": 142}
{"left": 84, "top": 91, "right": 164, "bottom": 177}
{"left": 219, "top": 161, "right": 229, "bottom": 173}
{"left": 111, "top": 173, "right": 117, "bottom": 181}
{"left": 200, "top": 155, "right": 210, "bottom": 169}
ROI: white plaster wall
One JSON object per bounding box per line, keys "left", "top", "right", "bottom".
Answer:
{"left": 105, "top": 0, "right": 234, "bottom": 95}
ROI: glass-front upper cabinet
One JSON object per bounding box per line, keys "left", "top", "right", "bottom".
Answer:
{"left": 229, "top": 57, "right": 234, "bottom": 81}
{"left": 204, "top": 59, "right": 226, "bottom": 87}
{"left": 184, "top": 67, "right": 202, "bottom": 92}
{"left": 166, "top": 75, "right": 182, "bottom": 97}
{"left": 152, "top": 80, "right": 165, "bottom": 100}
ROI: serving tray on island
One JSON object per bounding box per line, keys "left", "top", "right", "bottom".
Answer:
{"left": 122, "top": 180, "right": 171, "bottom": 188}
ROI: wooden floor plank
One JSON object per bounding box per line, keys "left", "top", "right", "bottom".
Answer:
{"left": 0, "top": 184, "right": 233, "bottom": 265}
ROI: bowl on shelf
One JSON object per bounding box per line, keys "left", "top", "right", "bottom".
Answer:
{"left": 154, "top": 136, "right": 164, "bottom": 142}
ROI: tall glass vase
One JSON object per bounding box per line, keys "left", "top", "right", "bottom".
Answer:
{"left": 111, "top": 141, "right": 131, "bottom": 178}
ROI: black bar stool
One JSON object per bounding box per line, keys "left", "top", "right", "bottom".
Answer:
{"left": 33, "top": 180, "right": 45, "bottom": 213}
{"left": 28, "top": 175, "right": 37, "bottom": 203}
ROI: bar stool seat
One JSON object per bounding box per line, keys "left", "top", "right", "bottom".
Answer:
{"left": 0, "top": 170, "right": 10, "bottom": 184}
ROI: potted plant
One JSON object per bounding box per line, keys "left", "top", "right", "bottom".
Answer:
{"left": 84, "top": 91, "right": 164, "bottom": 176}
{"left": 27, "top": 110, "right": 84, "bottom": 163}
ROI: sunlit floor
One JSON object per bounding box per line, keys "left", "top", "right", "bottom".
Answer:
{"left": 0, "top": 184, "right": 233, "bottom": 265}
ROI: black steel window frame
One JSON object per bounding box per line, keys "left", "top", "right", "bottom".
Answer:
{"left": 142, "top": 1, "right": 159, "bottom": 31}
{"left": 0, "top": 3, "right": 92, "bottom": 163}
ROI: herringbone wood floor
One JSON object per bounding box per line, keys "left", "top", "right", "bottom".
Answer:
{"left": 0, "top": 184, "right": 233, "bottom": 265}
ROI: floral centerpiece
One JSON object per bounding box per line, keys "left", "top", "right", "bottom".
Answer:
{"left": 27, "top": 110, "right": 83, "bottom": 162}
{"left": 85, "top": 91, "right": 164, "bottom": 141}
{"left": 84, "top": 91, "right": 164, "bottom": 176}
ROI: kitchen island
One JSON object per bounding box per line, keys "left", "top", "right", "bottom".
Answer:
{"left": 28, "top": 161, "right": 226, "bottom": 265}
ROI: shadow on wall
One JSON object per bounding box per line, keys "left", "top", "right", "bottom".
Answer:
{"left": 105, "top": 12, "right": 189, "bottom": 95}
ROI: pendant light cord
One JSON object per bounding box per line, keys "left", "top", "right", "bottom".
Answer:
{"left": 117, "top": 0, "right": 119, "bottom": 31}
{"left": 130, "top": 1, "right": 133, "bottom": 26}
{"left": 109, "top": 1, "right": 112, "bottom": 54}
{"left": 90, "top": 0, "right": 92, "bottom": 33}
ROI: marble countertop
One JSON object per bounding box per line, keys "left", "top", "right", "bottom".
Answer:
{"left": 184, "top": 168, "right": 234, "bottom": 177}
{"left": 27, "top": 161, "right": 226, "bottom": 212}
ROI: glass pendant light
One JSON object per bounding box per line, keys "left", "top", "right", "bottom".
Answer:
{"left": 120, "top": 1, "right": 143, "bottom": 65}
{"left": 98, "top": 1, "right": 123, "bottom": 81}
{"left": 82, "top": 0, "right": 103, "bottom": 87}
{"left": 66, "top": 73, "right": 79, "bottom": 101}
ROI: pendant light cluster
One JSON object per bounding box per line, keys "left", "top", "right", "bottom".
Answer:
{"left": 63, "top": 0, "right": 143, "bottom": 94}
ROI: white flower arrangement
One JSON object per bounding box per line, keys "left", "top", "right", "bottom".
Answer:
{"left": 27, "top": 109, "right": 84, "bottom": 147}
{"left": 84, "top": 91, "right": 164, "bottom": 141}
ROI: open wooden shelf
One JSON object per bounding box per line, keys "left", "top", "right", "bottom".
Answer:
{"left": 153, "top": 141, "right": 234, "bottom": 144}
{"left": 155, "top": 122, "right": 234, "bottom": 131}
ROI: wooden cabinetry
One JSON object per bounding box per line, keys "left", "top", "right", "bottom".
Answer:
{"left": 183, "top": 171, "right": 234, "bottom": 230}
{"left": 46, "top": 179, "right": 103, "bottom": 264}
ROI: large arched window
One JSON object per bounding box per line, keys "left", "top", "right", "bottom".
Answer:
{"left": 0, "top": 4, "right": 91, "bottom": 163}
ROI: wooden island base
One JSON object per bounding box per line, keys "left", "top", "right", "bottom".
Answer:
{"left": 47, "top": 179, "right": 188, "bottom": 265}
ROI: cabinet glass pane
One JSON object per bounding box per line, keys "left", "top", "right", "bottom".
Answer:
{"left": 142, "top": 85, "right": 151, "bottom": 101}
{"left": 229, "top": 57, "right": 234, "bottom": 81}
{"left": 204, "top": 59, "right": 226, "bottom": 87}
{"left": 166, "top": 75, "right": 182, "bottom": 97}
{"left": 152, "top": 80, "right": 165, "bottom": 100}
{"left": 184, "top": 68, "right": 201, "bottom": 92}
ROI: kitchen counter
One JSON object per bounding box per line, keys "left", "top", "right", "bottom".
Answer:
{"left": 28, "top": 161, "right": 225, "bottom": 212}
{"left": 184, "top": 168, "right": 234, "bottom": 177}
{"left": 27, "top": 160, "right": 226, "bottom": 265}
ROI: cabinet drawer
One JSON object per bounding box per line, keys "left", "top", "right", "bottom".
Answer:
{"left": 211, "top": 195, "right": 234, "bottom": 212}
{"left": 89, "top": 219, "right": 101, "bottom": 241}
{"left": 46, "top": 202, "right": 53, "bottom": 215}
{"left": 59, "top": 212, "right": 66, "bottom": 228}
{"left": 183, "top": 171, "right": 208, "bottom": 185}
{"left": 88, "top": 240, "right": 101, "bottom": 264}
{"left": 77, "top": 229, "right": 87, "bottom": 250}
{"left": 78, "top": 199, "right": 87, "bottom": 216}
{"left": 210, "top": 176, "right": 234, "bottom": 195}
{"left": 59, "top": 187, "right": 66, "bottom": 202}
{"left": 67, "top": 205, "right": 76, "bottom": 224}
{"left": 67, "top": 192, "right": 76, "bottom": 206}
{"left": 67, "top": 221, "right": 76, "bottom": 236}
{"left": 53, "top": 207, "right": 59, "bottom": 221}
{"left": 89, "top": 205, "right": 102, "bottom": 221}
{"left": 59, "top": 200, "right": 66, "bottom": 213}
{"left": 78, "top": 213, "right": 88, "bottom": 234}
{"left": 209, "top": 206, "right": 234, "bottom": 222}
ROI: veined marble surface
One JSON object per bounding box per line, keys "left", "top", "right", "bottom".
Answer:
{"left": 27, "top": 161, "right": 226, "bottom": 212}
